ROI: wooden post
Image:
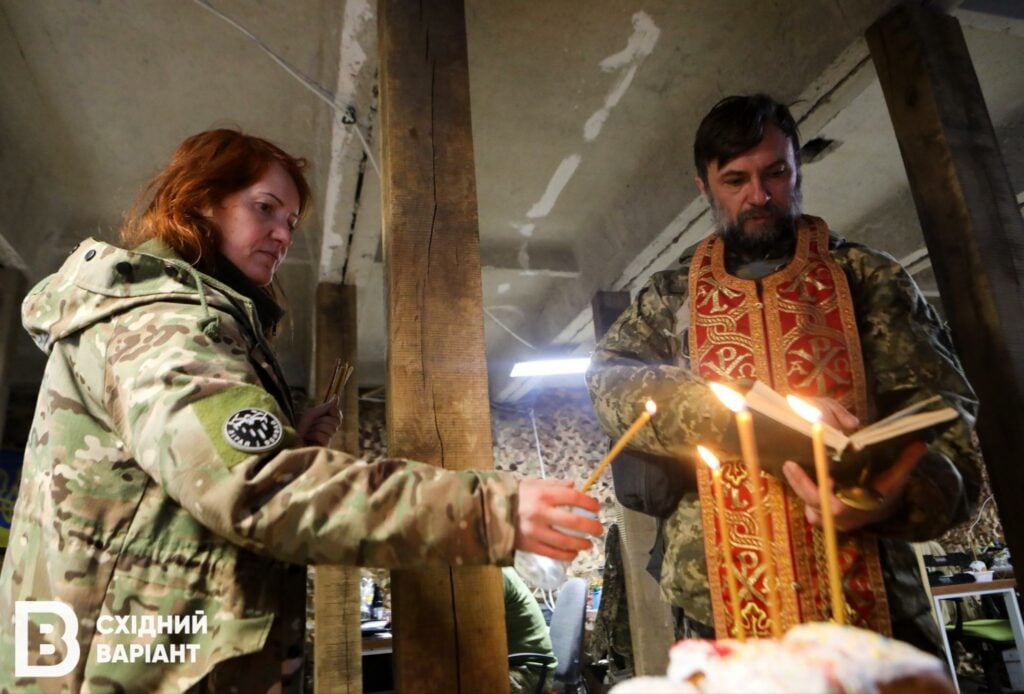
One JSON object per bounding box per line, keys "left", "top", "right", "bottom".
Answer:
{"left": 313, "top": 283, "right": 362, "bottom": 693}
{"left": 592, "top": 291, "right": 674, "bottom": 675}
{"left": 867, "top": 5, "right": 1024, "bottom": 584}
{"left": 378, "top": 0, "right": 508, "bottom": 691}
{"left": 0, "top": 267, "right": 25, "bottom": 446}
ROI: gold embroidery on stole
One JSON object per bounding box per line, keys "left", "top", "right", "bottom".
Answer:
{"left": 689, "top": 216, "right": 891, "bottom": 637}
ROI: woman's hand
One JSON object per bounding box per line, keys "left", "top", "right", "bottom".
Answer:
{"left": 297, "top": 396, "right": 342, "bottom": 446}
{"left": 515, "top": 479, "right": 603, "bottom": 561}
{"left": 782, "top": 440, "right": 927, "bottom": 532}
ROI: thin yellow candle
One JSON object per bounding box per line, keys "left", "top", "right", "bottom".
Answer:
{"left": 582, "top": 399, "right": 657, "bottom": 493}
{"left": 787, "top": 395, "right": 846, "bottom": 625}
{"left": 709, "top": 383, "right": 782, "bottom": 638}
{"left": 697, "top": 445, "right": 745, "bottom": 641}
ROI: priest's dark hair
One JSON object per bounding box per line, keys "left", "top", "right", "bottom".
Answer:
{"left": 693, "top": 94, "right": 800, "bottom": 184}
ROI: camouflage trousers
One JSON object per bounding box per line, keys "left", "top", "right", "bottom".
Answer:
{"left": 659, "top": 492, "right": 713, "bottom": 626}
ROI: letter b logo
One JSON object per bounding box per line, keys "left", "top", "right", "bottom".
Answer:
{"left": 15, "top": 601, "right": 81, "bottom": 677}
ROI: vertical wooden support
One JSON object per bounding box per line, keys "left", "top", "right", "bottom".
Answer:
{"left": 592, "top": 291, "right": 674, "bottom": 675}
{"left": 378, "top": 0, "right": 508, "bottom": 691}
{"left": 867, "top": 5, "right": 1024, "bottom": 584}
{"left": 313, "top": 283, "right": 362, "bottom": 693}
{"left": 0, "top": 268, "right": 26, "bottom": 446}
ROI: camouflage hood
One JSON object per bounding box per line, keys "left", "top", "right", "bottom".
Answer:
{"left": 4, "top": 239, "right": 519, "bottom": 692}
{"left": 22, "top": 238, "right": 257, "bottom": 354}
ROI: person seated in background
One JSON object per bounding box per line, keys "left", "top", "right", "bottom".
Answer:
{"left": 504, "top": 566, "right": 557, "bottom": 694}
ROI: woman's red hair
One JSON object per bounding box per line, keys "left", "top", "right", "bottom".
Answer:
{"left": 121, "top": 129, "right": 311, "bottom": 266}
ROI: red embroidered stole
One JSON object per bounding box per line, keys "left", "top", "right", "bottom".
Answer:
{"left": 689, "top": 216, "right": 891, "bottom": 637}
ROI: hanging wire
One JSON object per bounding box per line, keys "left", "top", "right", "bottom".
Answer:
{"left": 964, "top": 493, "right": 995, "bottom": 557}
{"left": 483, "top": 307, "right": 535, "bottom": 350}
{"left": 191, "top": 0, "right": 381, "bottom": 178}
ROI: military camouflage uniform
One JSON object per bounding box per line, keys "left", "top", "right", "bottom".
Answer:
{"left": 0, "top": 239, "right": 518, "bottom": 692}
{"left": 586, "top": 228, "right": 981, "bottom": 651}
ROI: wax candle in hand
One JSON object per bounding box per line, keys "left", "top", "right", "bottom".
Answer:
{"left": 582, "top": 399, "right": 656, "bottom": 493}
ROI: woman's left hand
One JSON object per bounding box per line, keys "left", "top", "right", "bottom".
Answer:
{"left": 298, "top": 396, "right": 342, "bottom": 446}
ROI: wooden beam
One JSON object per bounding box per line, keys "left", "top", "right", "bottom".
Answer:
{"left": 313, "top": 283, "right": 362, "bottom": 694}
{"left": 378, "top": 1, "right": 507, "bottom": 691}
{"left": 867, "top": 5, "right": 1024, "bottom": 585}
{"left": 592, "top": 291, "right": 674, "bottom": 676}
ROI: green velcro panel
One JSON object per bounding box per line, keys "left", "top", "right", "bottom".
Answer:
{"left": 191, "top": 385, "right": 297, "bottom": 468}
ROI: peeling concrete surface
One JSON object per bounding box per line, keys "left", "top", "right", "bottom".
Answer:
{"left": 0, "top": 0, "right": 1021, "bottom": 399}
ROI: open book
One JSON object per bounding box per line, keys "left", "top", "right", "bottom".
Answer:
{"left": 744, "top": 380, "right": 958, "bottom": 457}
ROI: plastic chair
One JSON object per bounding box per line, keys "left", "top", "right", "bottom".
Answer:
{"left": 550, "top": 577, "right": 588, "bottom": 694}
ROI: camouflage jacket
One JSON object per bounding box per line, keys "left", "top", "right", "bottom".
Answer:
{"left": 0, "top": 239, "right": 518, "bottom": 693}
{"left": 586, "top": 230, "right": 981, "bottom": 643}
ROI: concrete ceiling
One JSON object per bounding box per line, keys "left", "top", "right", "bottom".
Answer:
{"left": 2, "top": 0, "right": 1022, "bottom": 407}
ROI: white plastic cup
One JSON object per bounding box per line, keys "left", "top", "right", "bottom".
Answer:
{"left": 514, "top": 507, "right": 599, "bottom": 590}
{"left": 554, "top": 506, "right": 598, "bottom": 539}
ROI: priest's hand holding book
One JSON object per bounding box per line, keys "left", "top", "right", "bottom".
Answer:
{"left": 721, "top": 381, "right": 957, "bottom": 484}
{"left": 783, "top": 428, "right": 929, "bottom": 532}
{"left": 714, "top": 380, "right": 958, "bottom": 529}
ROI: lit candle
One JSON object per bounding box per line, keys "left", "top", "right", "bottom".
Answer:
{"left": 582, "top": 400, "right": 657, "bottom": 493}
{"left": 709, "top": 382, "right": 782, "bottom": 638}
{"left": 698, "top": 445, "right": 745, "bottom": 641}
{"left": 787, "top": 395, "right": 846, "bottom": 625}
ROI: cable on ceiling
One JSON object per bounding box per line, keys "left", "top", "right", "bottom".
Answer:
{"left": 192, "top": 0, "right": 381, "bottom": 178}
{"left": 483, "top": 306, "right": 536, "bottom": 350}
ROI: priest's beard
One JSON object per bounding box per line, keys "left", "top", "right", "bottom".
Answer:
{"left": 711, "top": 190, "right": 802, "bottom": 260}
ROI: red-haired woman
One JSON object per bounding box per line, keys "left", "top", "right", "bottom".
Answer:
{"left": 0, "top": 130, "right": 601, "bottom": 691}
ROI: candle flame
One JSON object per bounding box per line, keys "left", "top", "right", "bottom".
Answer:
{"left": 708, "top": 382, "right": 749, "bottom": 415}
{"left": 709, "top": 382, "right": 747, "bottom": 413}
{"left": 697, "top": 445, "right": 721, "bottom": 471}
{"left": 786, "top": 394, "right": 822, "bottom": 423}
{"left": 645, "top": 399, "right": 657, "bottom": 415}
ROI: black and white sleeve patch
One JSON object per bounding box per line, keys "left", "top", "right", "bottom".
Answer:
{"left": 223, "top": 407, "right": 284, "bottom": 452}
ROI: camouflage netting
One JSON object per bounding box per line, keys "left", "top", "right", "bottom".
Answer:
{"left": 346, "top": 387, "right": 618, "bottom": 596}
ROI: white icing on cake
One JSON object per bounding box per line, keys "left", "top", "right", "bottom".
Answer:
{"left": 611, "top": 623, "right": 950, "bottom": 694}
{"left": 781, "top": 623, "right": 947, "bottom": 690}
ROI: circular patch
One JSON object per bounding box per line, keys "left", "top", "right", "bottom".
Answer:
{"left": 223, "top": 408, "right": 284, "bottom": 453}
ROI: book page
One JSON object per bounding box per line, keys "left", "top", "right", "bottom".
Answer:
{"left": 848, "top": 409, "right": 959, "bottom": 450}
{"left": 744, "top": 381, "right": 958, "bottom": 454}
{"left": 745, "top": 381, "right": 849, "bottom": 451}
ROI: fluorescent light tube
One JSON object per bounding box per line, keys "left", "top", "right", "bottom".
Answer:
{"left": 509, "top": 358, "right": 591, "bottom": 378}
